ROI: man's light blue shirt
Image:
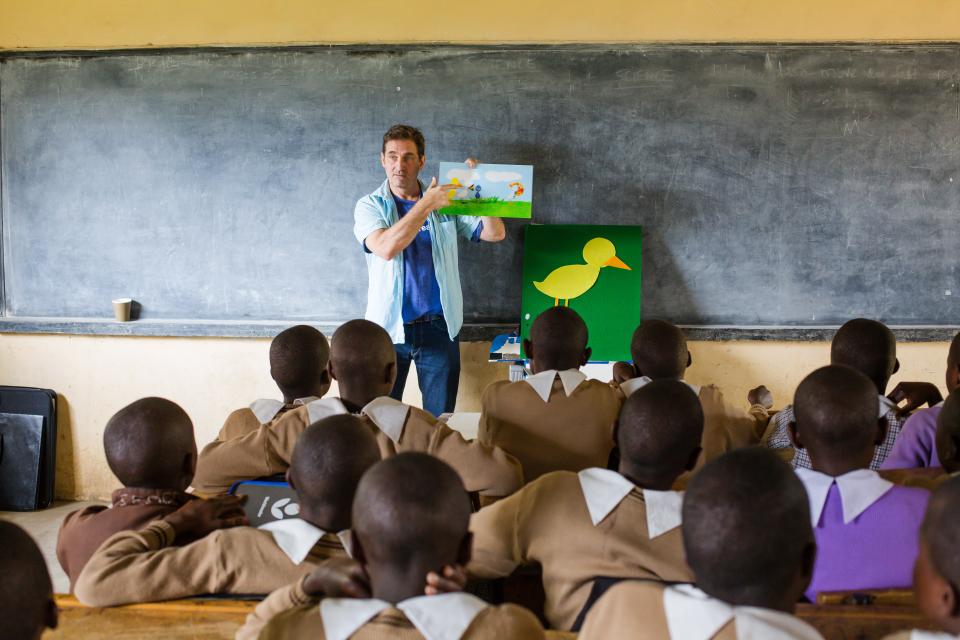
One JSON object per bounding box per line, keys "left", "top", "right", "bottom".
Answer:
{"left": 354, "top": 179, "right": 482, "bottom": 343}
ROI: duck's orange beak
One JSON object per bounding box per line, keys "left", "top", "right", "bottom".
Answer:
{"left": 603, "top": 255, "right": 631, "bottom": 270}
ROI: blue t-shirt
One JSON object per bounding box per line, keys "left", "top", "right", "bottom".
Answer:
{"left": 393, "top": 193, "right": 444, "bottom": 322}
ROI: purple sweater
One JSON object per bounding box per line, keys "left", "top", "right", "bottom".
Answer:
{"left": 881, "top": 406, "right": 942, "bottom": 470}
{"left": 806, "top": 483, "right": 929, "bottom": 601}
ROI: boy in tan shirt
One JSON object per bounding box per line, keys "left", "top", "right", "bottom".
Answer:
{"left": 469, "top": 379, "right": 702, "bottom": 630}
{"left": 579, "top": 448, "right": 822, "bottom": 640}
{"left": 217, "top": 324, "right": 332, "bottom": 440}
{"left": 238, "top": 452, "right": 545, "bottom": 640}
{"left": 1, "top": 521, "right": 59, "bottom": 640}
{"left": 613, "top": 319, "right": 768, "bottom": 464}
{"left": 193, "top": 319, "right": 522, "bottom": 497}
{"left": 477, "top": 306, "right": 622, "bottom": 482}
{"left": 56, "top": 397, "right": 200, "bottom": 589}
{"left": 74, "top": 414, "right": 381, "bottom": 606}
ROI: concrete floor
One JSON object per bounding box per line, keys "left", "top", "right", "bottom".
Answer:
{"left": 1, "top": 500, "right": 107, "bottom": 593}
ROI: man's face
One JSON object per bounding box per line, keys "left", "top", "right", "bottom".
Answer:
{"left": 381, "top": 139, "right": 425, "bottom": 194}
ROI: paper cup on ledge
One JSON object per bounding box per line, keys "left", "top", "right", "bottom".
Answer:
{"left": 112, "top": 298, "right": 132, "bottom": 322}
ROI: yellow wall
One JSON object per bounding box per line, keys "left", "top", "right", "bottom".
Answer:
{"left": 3, "top": 0, "right": 960, "bottom": 50}
{"left": 0, "top": 333, "right": 949, "bottom": 500}
{"left": 2, "top": 2, "right": 957, "bottom": 499}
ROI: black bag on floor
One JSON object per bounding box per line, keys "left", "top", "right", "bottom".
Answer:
{"left": 0, "top": 386, "right": 57, "bottom": 510}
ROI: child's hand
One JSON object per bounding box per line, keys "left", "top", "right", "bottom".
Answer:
{"left": 302, "top": 558, "right": 371, "bottom": 599}
{"left": 612, "top": 361, "right": 636, "bottom": 385}
{"left": 887, "top": 382, "right": 943, "bottom": 415}
{"left": 425, "top": 564, "right": 468, "bottom": 595}
{"left": 162, "top": 495, "right": 247, "bottom": 539}
{"left": 748, "top": 385, "right": 774, "bottom": 409}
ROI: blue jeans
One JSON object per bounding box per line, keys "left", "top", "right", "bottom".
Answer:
{"left": 390, "top": 316, "right": 461, "bottom": 416}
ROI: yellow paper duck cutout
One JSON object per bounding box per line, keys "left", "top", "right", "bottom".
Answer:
{"left": 533, "top": 237, "right": 631, "bottom": 306}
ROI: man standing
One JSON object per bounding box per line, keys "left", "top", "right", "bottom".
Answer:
{"left": 354, "top": 124, "right": 506, "bottom": 416}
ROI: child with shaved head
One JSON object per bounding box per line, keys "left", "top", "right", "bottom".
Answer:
{"left": 478, "top": 306, "right": 622, "bottom": 482}
{"left": 579, "top": 448, "right": 822, "bottom": 640}
{"left": 0, "top": 521, "right": 58, "bottom": 640}
{"left": 193, "top": 318, "right": 522, "bottom": 497}
{"left": 75, "top": 414, "right": 380, "bottom": 606}
{"left": 56, "top": 397, "right": 199, "bottom": 589}
{"left": 240, "top": 453, "right": 545, "bottom": 639}
{"left": 882, "top": 332, "right": 960, "bottom": 470}
{"left": 767, "top": 318, "right": 905, "bottom": 469}
{"left": 934, "top": 389, "right": 960, "bottom": 475}
{"left": 217, "top": 324, "right": 331, "bottom": 441}
{"left": 884, "top": 477, "right": 960, "bottom": 640}
{"left": 469, "top": 379, "right": 701, "bottom": 630}
{"left": 614, "top": 318, "right": 769, "bottom": 465}
{"left": 791, "top": 365, "right": 930, "bottom": 600}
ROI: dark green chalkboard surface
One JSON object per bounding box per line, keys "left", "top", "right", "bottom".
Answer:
{"left": 1, "top": 45, "right": 958, "bottom": 334}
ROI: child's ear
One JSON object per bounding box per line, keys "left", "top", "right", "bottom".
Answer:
{"left": 788, "top": 421, "right": 804, "bottom": 450}
{"left": 522, "top": 339, "right": 534, "bottom": 362}
{"left": 45, "top": 597, "right": 58, "bottom": 631}
{"left": 285, "top": 468, "right": 296, "bottom": 492}
{"left": 183, "top": 451, "right": 197, "bottom": 486}
{"left": 327, "top": 361, "right": 338, "bottom": 382}
{"left": 580, "top": 347, "right": 592, "bottom": 367}
{"left": 385, "top": 361, "right": 397, "bottom": 386}
{"left": 893, "top": 359, "right": 901, "bottom": 375}
{"left": 320, "top": 368, "right": 332, "bottom": 387}
{"left": 684, "top": 446, "right": 702, "bottom": 472}
{"left": 876, "top": 416, "right": 889, "bottom": 446}
{"left": 686, "top": 352, "right": 693, "bottom": 369}
{"left": 456, "top": 531, "right": 473, "bottom": 567}
{"left": 800, "top": 540, "right": 817, "bottom": 586}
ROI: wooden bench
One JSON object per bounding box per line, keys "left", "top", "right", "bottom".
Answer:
{"left": 44, "top": 595, "right": 256, "bottom": 639}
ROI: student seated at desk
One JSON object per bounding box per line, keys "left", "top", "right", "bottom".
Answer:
{"left": 766, "top": 318, "right": 905, "bottom": 469}
{"left": 57, "top": 397, "right": 200, "bottom": 589}
{"left": 578, "top": 448, "right": 822, "bottom": 640}
{"left": 881, "top": 332, "right": 960, "bottom": 470}
{"left": 192, "top": 319, "right": 522, "bottom": 497}
{"left": 934, "top": 389, "right": 960, "bottom": 476}
{"left": 74, "top": 415, "right": 380, "bottom": 606}
{"left": 469, "top": 380, "right": 700, "bottom": 630}
{"left": 477, "top": 306, "right": 621, "bottom": 483}
{"left": 791, "top": 365, "right": 930, "bottom": 601}
{"left": 216, "top": 324, "right": 331, "bottom": 441}
{"left": 884, "top": 477, "right": 960, "bottom": 640}
{"left": 238, "top": 453, "right": 546, "bottom": 640}
{"left": 0, "top": 521, "right": 59, "bottom": 640}
{"left": 613, "top": 319, "right": 768, "bottom": 464}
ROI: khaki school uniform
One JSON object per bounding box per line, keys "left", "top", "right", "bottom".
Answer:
{"left": 74, "top": 517, "right": 349, "bottom": 607}
{"left": 56, "top": 488, "right": 195, "bottom": 590}
{"left": 192, "top": 396, "right": 522, "bottom": 497}
{"left": 238, "top": 576, "right": 544, "bottom": 640}
{"left": 469, "top": 467, "right": 693, "bottom": 630}
{"left": 217, "top": 396, "right": 319, "bottom": 441}
{"left": 478, "top": 369, "right": 622, "bottom": 483}
{"left": 618, "top": 376, "right": 768, "bottom": 466}
{"left": 579, "top": 582, "right": 824, "bottom": 640}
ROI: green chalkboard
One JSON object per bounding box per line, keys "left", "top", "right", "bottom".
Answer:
{"left": 521, "top": 225, "right": 643, "bottom": 362}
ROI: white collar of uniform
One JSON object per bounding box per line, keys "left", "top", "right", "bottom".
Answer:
{"left": 795, "top": 467, "right": 894, "bottom": 526}
{"left": 878, "top": 394, "right": 898, "bottom": 418}
{"left": 910, "top": 630, "right": 960, "bottom": 640}
{"left": 524, "top": 368, "right": 587, "bottom": 402}
{"left": 362, "top": 396, "right": 412, "bottom": 443}
{"left": 577, "top": 467, "right": 683, "bottom": 538}
{"left": 257, "top": 518, "right": 351, "bottom": 565}
{"left": 320, "top": 592, "right": 488, "bottom": 640}
{"left": 249, "top": 396, "right": 319, "bottom": 424}
{"left": 619, "top": 376, "right": 701, "bottom": 397}
{"left": 305, "top": 397, "right": 350, "bottom": 425}
{"left": 663, "top": 585, "right": 824, "bottom": 640}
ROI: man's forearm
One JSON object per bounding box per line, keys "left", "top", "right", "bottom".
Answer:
{"left": 368, "top": 202, "right": 431, "bottom": 259}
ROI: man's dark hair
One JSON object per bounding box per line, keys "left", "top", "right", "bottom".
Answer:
{"left": 103, "top": 397, "right": 196, "bottom": 490}
{"left": 382, "top": 124, "right": 425, "bottom": 157}
{"left": 683, "top": 448, "right": 813, "bottom": 605}
{"left": 629, "top": 319, "right": 689, "bottom": 379}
